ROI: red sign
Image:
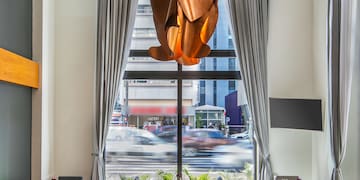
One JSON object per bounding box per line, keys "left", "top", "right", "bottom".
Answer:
{"left": 129, "top": 106, "right": 186, "bottom": 116}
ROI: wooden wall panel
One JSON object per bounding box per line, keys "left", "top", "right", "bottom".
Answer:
{"left": 0, "top": 48, "right": 39, "bottom": 88}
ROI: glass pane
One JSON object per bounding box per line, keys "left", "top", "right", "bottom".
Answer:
{"left": 182, "top": 80, "right": 254, "bottom": 180}
{"left": 105, "top": 80, "right": 177, "bottom": 179}
{"left": 128, "top": 0, "right": 178, "bottom": 71}
{"left": 131, "top": 0, "right": 234, "bottom": 51}
{"left": 208, "top": 112, "right": 218, "bottom": 119}
{"left": 130, "top": 0, "right": 159, "bottom": 50}
{"left": 125, "top": 57, "right": 178, "bottom": 71}
{"left": 128, "top": 0, "right": 239, "bottom": 71}
{"left": 212, "top": 0, "right": 235, "bottom": 50}
{"left": 182, "top": 57, "right": 240, "bottom": 71}
{"left": 181, "top": 0, "right": 240, "bottom": 72}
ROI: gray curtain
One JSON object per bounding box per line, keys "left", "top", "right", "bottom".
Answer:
{"left": 91, "top": 0, "right": 137, "bottom": 179}
{"left": 225, "top": 0, "right": 272, "bottom": 179}
{"left": 328, "top": 0, "right": 354, "bottom": 179}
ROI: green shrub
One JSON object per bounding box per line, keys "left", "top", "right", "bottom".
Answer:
{"left": 183, "top": 167, "right": 210, "bottom": 180}
{"left": 157, "top": 170, "right": 174, "bottom": 180}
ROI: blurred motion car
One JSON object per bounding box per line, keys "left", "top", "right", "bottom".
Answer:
{"left": 229, "top": 130, "right": 253, "bottom": 144}
{"left": 157, "top": 129, "right": 177, "bottom": 143}
{"left": 182, "top": 128, "right": 236, "bottom": 156}
{"left": 106, "top": 127, "right": 176, "bottom": 160}
{"left": 212, "top": 142, "right": 254, "bottom": 168}
{"left": 143, "top": 121, "right": 159, "bottom": 133}
{"left": 156, "top": 125, "right": 187, "bottom": 143}
{"left": 230, "top": 131, "right": 249, "bottom": 139}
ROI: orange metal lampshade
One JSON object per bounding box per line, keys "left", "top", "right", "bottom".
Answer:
{"left": 148, "top": 0, "right": 218, "bottom": 65}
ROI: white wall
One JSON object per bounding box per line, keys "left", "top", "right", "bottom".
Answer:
{"left": 312, "top": 0, "right": 331, "bottom": 179}
{"left": 268, "top": 0, "right": 315, "bottom": 179}
{"left": 269, "top": 0, "right": 360, "bottom": 179}
{"left": 54, "top": 0, "right": 96, "bottom": 179}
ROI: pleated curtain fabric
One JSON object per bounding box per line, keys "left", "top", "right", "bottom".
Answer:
{"left": 225, "top": 0, "right": 272, "bottom": 179}
{"left": 328, "top": 0, "right": 354, "bottom": 179}
{"left": 91, "top": 0, "right": 138, "bottom": 180}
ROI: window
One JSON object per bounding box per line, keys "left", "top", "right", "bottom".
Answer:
{"left": 137, "top": 4, "right": 152, "bottom": 14}
{"left": 213, "top": 81, "right": 217, "bottom": 105}
{"left": 229, "top": 80, "right": 236, "bottom": 91}
{"left": 105, "top": 1, "right": 254, "bottom": 179}
{"left": 228, "top": 39, "right": 234, "bottom": 49}
{"left": 133, "top": 28, "right": 157, "bottom": 38}
{"left": 229, "top": 58, "right": 236, "bottom": 71}
{"left": 200, "top": 60, "right": 206, "bottom": 70}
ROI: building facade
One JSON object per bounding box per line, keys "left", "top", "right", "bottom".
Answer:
{"left": 116, "top": 0, "right": 243, "bottom": 129}
{"left": 118, "top": 0, "right": 197, "bottom": 128}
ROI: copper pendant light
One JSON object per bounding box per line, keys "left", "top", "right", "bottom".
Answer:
{"left": 148, "top": 0, "right": 218, "bottom": 65}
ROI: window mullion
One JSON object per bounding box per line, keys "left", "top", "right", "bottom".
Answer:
{"left": 176, "top": 64, "right": 183, "bottom": 179}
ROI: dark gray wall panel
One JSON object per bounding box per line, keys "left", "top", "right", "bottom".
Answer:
{"left": 0, "top": 0, "right": 32, "bottom": 179}
{"left": 0, "top": 0, "right": 32, "bottom": 58}
{"left": 269, "top": 98, "right": 323, "bottom": 131}
{"left": 0, "top": 82, "right": 32, "bottom": 180}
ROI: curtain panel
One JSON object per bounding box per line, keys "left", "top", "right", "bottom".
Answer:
{"left": 328, "top": 0, "right": 354, "bottom": 179}
{"left": 91, "top": 0, "right": 138, "bottom": 179}
{"left": 225, "top": 0, "right": 272, "bottom": 179}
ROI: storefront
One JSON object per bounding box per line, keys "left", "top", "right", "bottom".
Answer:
{"left": 126, "top": 106, "right": 195, "bottom": 132}
{"left": 195, "top": 105, "right": 225, "bottom": 129}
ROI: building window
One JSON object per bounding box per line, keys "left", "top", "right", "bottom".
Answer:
{"left": 133, "top": 28, "right": 157, "bottom": 38}
{"left": 229, "top": 58, "right": 236, "bottom": 71}
{"left": 199, "top": 60, "right": 206, "bottom": 70}
{"left": 228, "top": 39, "right": 234, "bottom": 49}
{"left": 134, "top": 80, "right": 147, "bottom": 83}
{"left": 229, "top": 80, "right": 236, "bottom": 91}
{"left": 213, "top": 30, "right": 217, "bottom": 48}
{"left": 137, "top": 4, "right": 152, "bottom": 14}
{"left": 199, "top": 93, "right": 205, "bottom": 106}
{"left": 213, "top": 81, "right": 217, "bottom": 105}
{"left": 213, "top": 58, "right": 217, "bottom": 70}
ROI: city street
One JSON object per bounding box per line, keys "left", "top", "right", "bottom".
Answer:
{"left": 105, "top": 155, "right": 243, "bottom": 177}
{"left": 105, "top": 127, "right": 253, "bottom": 179}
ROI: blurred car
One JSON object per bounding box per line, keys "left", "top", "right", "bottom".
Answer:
{"left": 155, "top": 125, "right": 177, "bottom": 134}
{"left": 106, "top": 127, "right": 176, "bottom": 160}
{"left": 144, "top": 121, "right": 160, "bottom": 133}
{"left": 230, "top": 131, "right": 249, "bottom": 139}
{"left": 212, "top": 142, "right": 254, "bottom": 167}
{"left": 157, "top": 129, "right": 177, "bottom": 143}
{"left": 156, "top": 125, "right": 186, "bottom": 143}
{"left": 110, "top": 117, "right": 127, "bottom": 126}
{"left": 182, "top": 128, "right": 236, "bottom": 156}
{"left": 229, "top": 131, "right": 254, "bottom": 143}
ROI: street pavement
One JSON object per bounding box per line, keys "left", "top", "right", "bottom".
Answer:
{"left": 105, "top": 155, "right": 243, "bottom": 178}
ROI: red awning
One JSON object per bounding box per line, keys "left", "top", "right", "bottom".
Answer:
{"left": 129, "top": 106, "right": 186, "bottom": 116}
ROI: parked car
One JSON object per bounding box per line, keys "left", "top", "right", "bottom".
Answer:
{"left": 106, "top": 127, "right": 176, "bottom": 161}
{"left": 182, "top": 128, "right": 236, "bottom": 156}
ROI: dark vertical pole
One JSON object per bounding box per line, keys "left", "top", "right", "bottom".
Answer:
{"left": 177, "top": 63, "right": 182, "bottom": 179}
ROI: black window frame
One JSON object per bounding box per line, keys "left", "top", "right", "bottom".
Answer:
{"left": 124, "top": 49, "right": 241, "bottom": 179}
